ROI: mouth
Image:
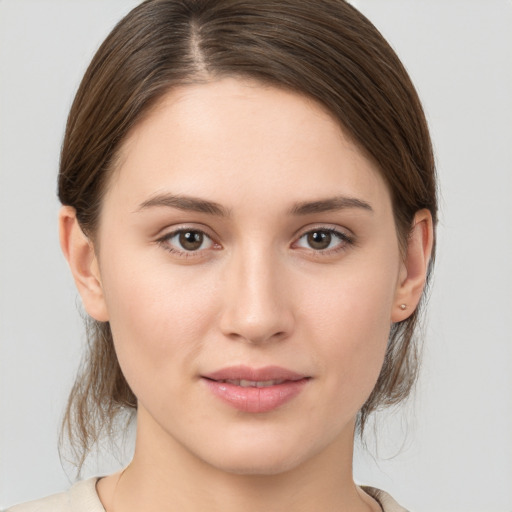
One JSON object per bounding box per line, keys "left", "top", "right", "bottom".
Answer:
{"left": 201, "top": 365, "right": 310, "bottom": 413}
{"left": 213, "top": 378, "right": 289, "bottom": 388}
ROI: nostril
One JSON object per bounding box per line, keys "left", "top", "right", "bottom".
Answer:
{"left": 221, "top": 321, "right": 292, "bottom": 345}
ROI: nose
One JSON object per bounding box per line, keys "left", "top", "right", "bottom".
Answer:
{"left": 219, "top": 246, "right": 295, "bottom": 345}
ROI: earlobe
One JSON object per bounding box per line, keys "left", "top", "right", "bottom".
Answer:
{"left": 59, "top": 206, "right": 109, "bottom": 322}
{"left": 392, "top": 209, "right": 434, "bottom": 323}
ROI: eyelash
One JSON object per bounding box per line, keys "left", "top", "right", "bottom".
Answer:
{"left": 157, "top": 228, "right": 218, "bottom": 258}
{"left": 156, "top": 226, "right": 355, "bottom": 258}
{"left": 293, "top": 227, "right": 355, "bottom": 256}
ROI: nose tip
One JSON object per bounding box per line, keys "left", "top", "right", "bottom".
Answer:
{"left": 222, "top": 312, "right": 289, "bottom": 345}
{"left": 225, "top": 320, "right": 286, "bottom": 345}
{"left": 218, "top": 256, "right": 294, "bottom": 345}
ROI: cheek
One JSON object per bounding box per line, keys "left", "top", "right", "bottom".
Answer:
{"left": 99, "top": 251, "right": 218, "bottom": 395}
{"left": 301, "top": 258, "right": 398, "bottom": 410}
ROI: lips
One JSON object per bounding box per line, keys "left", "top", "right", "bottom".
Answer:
{"left": 202, "top": 365, "right": 309, "bottom": 413}
{"left": 219, "top": 379, "right": 287, "bottom": 388}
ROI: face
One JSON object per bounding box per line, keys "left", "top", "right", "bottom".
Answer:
{"left": 92, "top": 78, "right": 405, "bottom": 474}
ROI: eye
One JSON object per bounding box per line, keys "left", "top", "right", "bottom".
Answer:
{"left": 294, "top": 228, "right": 353, "bottom": 252}
{"left": 159, "top": 228, "right": 215, "bottom": 254}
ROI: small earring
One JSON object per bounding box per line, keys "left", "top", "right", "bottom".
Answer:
{"left": 400, "top": 304, "right": 407, "bottom": 310}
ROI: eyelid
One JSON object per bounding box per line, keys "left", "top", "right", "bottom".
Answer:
{"left": 292, "top": 224, "right": 356, "bottom": 253}
{"left": 293, "top": 223, "right": 354, "bottom": 240}
{"left": 156, "top": 224, "right": 221, "bottom": 257}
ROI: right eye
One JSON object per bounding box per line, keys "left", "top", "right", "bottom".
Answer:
{"left": 158, "top": 228, "right": 216, "bottom": 255}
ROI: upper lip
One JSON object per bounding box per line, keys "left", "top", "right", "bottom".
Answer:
{"left": 202, "top": 365, "right": 308, "bottom": 382}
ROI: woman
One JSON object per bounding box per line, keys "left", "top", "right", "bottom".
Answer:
{"left": 8, "top": 0, "right": 436, "bottom": 511}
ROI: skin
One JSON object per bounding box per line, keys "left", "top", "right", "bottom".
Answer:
{"left": 60, "top": 78, "right": 433, "bottom": 512}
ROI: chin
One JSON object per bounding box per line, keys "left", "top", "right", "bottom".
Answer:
{"left": 196, "top": 434, "right": 316, "bottom": 477}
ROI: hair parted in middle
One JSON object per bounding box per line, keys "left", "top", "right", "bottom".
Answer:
{"left": 59, "top": 0, "right": 437, "bottom": 468}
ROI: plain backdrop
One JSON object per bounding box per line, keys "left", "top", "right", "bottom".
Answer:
{"left": 1, "top": 1, "right": 511, "bottom": 510}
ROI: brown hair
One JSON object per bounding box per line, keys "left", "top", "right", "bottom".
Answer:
{"left": 59, "top": 0, "right": 437, "bottom": 468}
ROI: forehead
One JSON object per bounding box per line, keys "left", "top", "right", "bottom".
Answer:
{"left": 107, "top": 78, "right": 390, "bottom": 215}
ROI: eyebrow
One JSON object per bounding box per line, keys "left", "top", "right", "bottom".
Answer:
{"left": 136, "top": 193, "right": 230, "bottom": 216}
{"left": 289, "top": 196, "right": 373, "bottom": 215}
{"left": 136, "top": 193, "right": 373, "bottom": 217}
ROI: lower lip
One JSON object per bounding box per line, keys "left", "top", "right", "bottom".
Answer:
{"left": 202, "top": 378, "right": 309, "bottom": 413}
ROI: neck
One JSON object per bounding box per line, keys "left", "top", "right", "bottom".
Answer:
{"left": 98, "top": 407, "right": 379, "bottom": 512}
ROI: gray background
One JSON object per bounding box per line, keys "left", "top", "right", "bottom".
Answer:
{"left": 1, "top": 1, "right": 511, "bottom": 510}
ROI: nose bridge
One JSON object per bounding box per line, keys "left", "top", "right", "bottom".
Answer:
{"left": 219, "top": 240, "right": 293, "bottom": 344}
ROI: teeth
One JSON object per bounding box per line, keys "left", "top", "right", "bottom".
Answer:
{"left": 223, "top": 379, "right": 284, "bottom": 387}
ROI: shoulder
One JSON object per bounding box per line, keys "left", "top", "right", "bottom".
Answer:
{"left": 361, "top": 486, "right": 410, "bottom": 512}
{"left": 6, "top": 478, "right": 104, "bottom": 512}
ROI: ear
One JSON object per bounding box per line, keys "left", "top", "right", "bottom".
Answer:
{"left": 59, "top": 206, "right": 109, "bottom": 322}
{"left": 392, "top": 209, "right": 434, "bottom": 322}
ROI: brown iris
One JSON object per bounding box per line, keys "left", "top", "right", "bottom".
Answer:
{"left": 179, "top": 230, "right": 204, "bottom": 251}
{"left": 307, "top": 230, "right": 332, "bottom": 250}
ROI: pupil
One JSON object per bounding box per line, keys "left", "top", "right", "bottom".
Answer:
{"left": 179, "top": 231, "right": 203, "bottom": 251}
{"left": 308, "top": 231, "right": 332, "bottom": 250}
{"left": 307, "top": 231, "right": 331, "bottom": 250}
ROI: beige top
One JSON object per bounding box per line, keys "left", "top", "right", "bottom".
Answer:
{"left": 6, "top": 478, "right": 409, "bottom": 512}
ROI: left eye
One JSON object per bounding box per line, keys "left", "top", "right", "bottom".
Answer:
{"left": 295, "top": 229, "right": 348, "bottom": 251}
{"left": 163, "top": 229, "right": 214, "bottom": 252}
